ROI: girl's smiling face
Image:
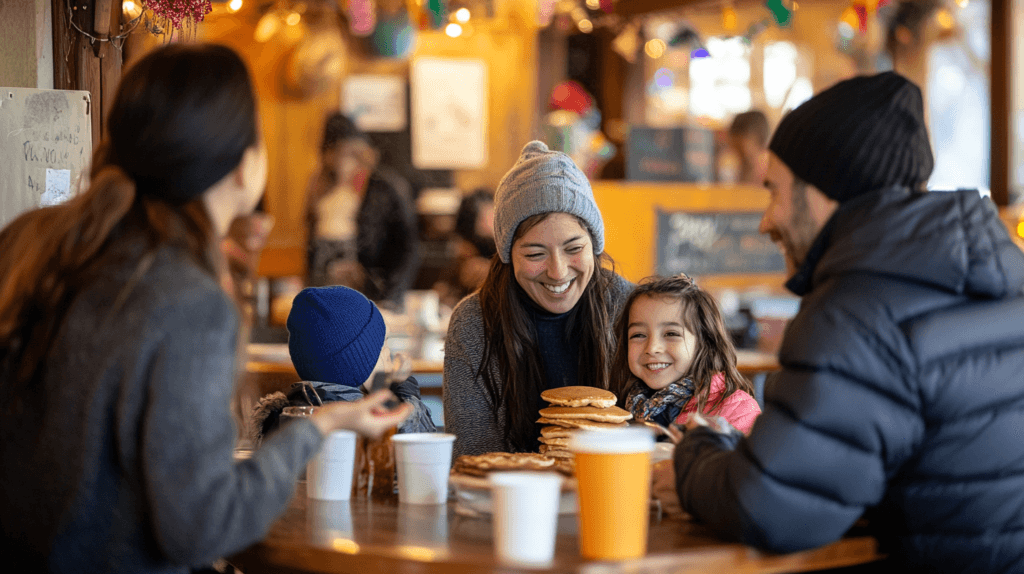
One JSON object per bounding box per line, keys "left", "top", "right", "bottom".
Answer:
{"left": 626, "top": 295, "right": 698, "bottom": 390}
{"left": 511, "top": 213, "right": 595, "bottom": 314}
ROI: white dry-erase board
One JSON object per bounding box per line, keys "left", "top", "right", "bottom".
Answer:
{"left": 0, "top": 87, "right": 93, "bottom": 231}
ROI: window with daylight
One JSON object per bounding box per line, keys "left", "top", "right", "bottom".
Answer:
{"left": 689, "top": 36, "right": 752, "bottom": 121}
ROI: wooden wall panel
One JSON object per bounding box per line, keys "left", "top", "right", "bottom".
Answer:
{"left": 52, "top": 0, "right": 122, "bottom": 152}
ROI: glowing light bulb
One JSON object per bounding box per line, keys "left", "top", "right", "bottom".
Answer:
{"left": 586, "top": 0, "right": 600, "bottom": 8}
{"left": 228, "top": 0, "right": 243, "bottom": 13}
{"left": 455, "top": 8, "right": 470, "bottom": 23}
{"left": 286, "top": 11, "right": 301, "bottom": 26}
{"left": 445, "top": 23, "right": 462, "bottom": 37}
{"left": 722, "top": 6, "right": 737, "bottom": 32}
{"left": 578, "top": 18, "right": 593, "bottom": 33}
{"left": 936, "top": 8, "right": 954, "bottom": 30}
{"left": 645, "top": 39, "right": 666, "bottom": 59}
{"left": 122, "top": 0, "right": 143, "bottom": 19}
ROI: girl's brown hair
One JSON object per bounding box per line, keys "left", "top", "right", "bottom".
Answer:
{"left": 610, "top": 275, "right": 753, "bottom": 416}
{"left": 0, "top": 44, "right": 258, "bottom": 402}
{"left": 477, "top": 213, "right": 617, "bottom": 452}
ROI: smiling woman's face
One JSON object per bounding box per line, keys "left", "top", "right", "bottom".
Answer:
{"left": 511, "top": 213, "right": 595, "bottom": 314}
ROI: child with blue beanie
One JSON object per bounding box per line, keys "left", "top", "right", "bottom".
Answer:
{"left": 252, "top": 285, "right": 435, "bottom": 441}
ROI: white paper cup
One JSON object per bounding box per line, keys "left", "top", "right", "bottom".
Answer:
{"left": 307, "top": 430, "right": 357, "bottom": 500}
{"left": 391, "top": 433, "right": 456, "bottom": 505}
{"left": 490, "top": 472, "right": 563, "bottom": 568}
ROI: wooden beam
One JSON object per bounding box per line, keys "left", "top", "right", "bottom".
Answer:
{"left": 991, "top": 0, "right": 1010, "bottom": 206}
{"left": 93, "top": 0, "right": 112, "bottom": 36}
{"left": 615, "top": 0, "right": 709, "bottom": 17}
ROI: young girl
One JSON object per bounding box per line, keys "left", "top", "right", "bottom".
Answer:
{"left": 611, "top": 275, "right": 761, "bottom": 435}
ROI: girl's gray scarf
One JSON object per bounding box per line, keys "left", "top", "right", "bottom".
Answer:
{"left": 624, "top": 376, "right": 695, "bottom": 422}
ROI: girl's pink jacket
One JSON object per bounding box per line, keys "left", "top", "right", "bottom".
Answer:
{"left": 673, "top": 372, "right": 761, "bottom": 434}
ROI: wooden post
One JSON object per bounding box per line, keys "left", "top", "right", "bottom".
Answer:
{"left": 51, "top": 0, "right": 123, "bottom": 153}
{"left": 991, "top": 0, "right": 1010, "bottom": 206}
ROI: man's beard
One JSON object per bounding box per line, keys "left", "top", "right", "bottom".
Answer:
{"left": 773, "top": 180, "right": 820, "bottom": 275}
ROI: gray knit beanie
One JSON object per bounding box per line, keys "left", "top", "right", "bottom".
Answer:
{"left": 493, "top": 140, "right": 604, "bottom": 263}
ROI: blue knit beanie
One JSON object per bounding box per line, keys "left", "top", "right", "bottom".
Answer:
{"left": 287, "top": 286, "right": 386, "bottom": 387}
{"left": 493, "top": 140, "right": 604, "bottom": 263}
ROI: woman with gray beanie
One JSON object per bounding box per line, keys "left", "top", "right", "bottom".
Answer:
{"left": 443, "top": 141, "right": 632, "bottom": 457}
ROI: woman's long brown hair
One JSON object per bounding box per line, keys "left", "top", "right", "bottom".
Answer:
{"left": 609, "top": 275, "right": 753, "bottom": 416}
{"left": 0, "top": 44, "right": 257, "bottom": 404}
{"left": 477, "top": 213, "right": 618, "bottom": 452}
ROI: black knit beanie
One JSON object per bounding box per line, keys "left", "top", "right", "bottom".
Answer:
{"left": 768, "top": 71, "right": 933, "bottom": 203}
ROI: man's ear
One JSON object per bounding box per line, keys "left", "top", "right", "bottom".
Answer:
{"left": 806, "top": 184, "right": 839, "bottom": 228}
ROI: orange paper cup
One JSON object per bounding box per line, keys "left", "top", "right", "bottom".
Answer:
{"left": 568, "top": 427, "right": 655, "bottom": 561}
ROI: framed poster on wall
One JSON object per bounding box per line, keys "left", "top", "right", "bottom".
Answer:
{"left": 342, "top": 75, "right": 407, "bottom": 132}
{"left": 410, "top": 57, "right": 488, "bottom": 170}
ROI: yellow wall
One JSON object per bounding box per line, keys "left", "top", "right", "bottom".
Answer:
{"left": 593, "top": 181, "right": 788, "bottom": 293}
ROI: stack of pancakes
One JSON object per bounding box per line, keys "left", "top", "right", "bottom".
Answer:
{"left": 536, "top": 386, "right": 632, "bottom": 459}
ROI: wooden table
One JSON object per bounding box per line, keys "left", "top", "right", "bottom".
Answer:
{"left": 230, "top": 492, "right": 879, "bottom": 574}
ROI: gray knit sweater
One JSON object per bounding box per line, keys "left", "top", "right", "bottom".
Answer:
{"left": 0, "top": 244, "right": 322, "bottom": 573}
{"left": 442, "top": 272, "right": 632, "bottom": 458}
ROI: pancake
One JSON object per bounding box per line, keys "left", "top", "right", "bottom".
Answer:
{"left": 540, "top": 386, "right": 617, "bottom": 408}
{"left": 538, "top": 445, "right": 574, "bottom": 458}
{"left": 452, "top": 451, "right": 556, "bottom": 476}
{"left": 540, "top": 425, "right": 573, "bottom": 438}
{"left": 537, "top": 417, "right": 629, "bottom": 430}
{"left": 539, "top": 436, "right": 570, "bottom": 447}
{"left": 538, "top": 405, "right": 632, "bottom": 424}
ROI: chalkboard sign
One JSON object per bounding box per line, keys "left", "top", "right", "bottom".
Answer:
{"left": 656, "top": 209, "right": 785, "bottom": 276}
{"left": 626, "top": 127, "right": 714, "bottom": 183}
{"left": 0, "top": 88, "right": 92, "bottom": 231}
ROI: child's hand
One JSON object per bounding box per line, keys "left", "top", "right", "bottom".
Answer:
{"left": 683, "top": 412, "right": 737, "bottom": 435}
{"left": 651, "top": 460, "right": 684, "bottom": 517}
{"left": 309, "top": 390, "right": 413, "bottom": 439}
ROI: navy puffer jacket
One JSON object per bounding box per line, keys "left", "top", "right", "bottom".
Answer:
{"left": 674, "top": 187, "right": 1024, "bottom": 573}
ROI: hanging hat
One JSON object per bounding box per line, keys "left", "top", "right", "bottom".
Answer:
{"left": 287, "top": 286, "right": 386, "bottom": 387}
{"left": 768, "top": 71, "right": 933, "bottom": 202}
{"left": 493, "top": 140, "right": 604, "bottom": 263}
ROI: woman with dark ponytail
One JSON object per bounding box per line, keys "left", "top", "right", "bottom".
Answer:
{"left": 0, "top": 44, "right": 410, "bottom": 573}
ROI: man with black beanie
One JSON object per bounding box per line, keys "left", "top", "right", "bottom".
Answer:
{"left": 667, "top": 71, "right": 1024, "bottom": 572}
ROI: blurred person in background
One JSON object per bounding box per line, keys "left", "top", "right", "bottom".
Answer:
{"left": 0, "top": 44, "right": 410, "bottom": 573}
{"left": 727, "top": 110, "right": 770, "bottom": 186}
{"left": 434, "top": 188, "right": 496, "bottom": 308}
{"left": 884, "top": 0, "right": 948, "bottom": 91}
{"left": 305, "top": 113, "right": 419, "bottom": 309}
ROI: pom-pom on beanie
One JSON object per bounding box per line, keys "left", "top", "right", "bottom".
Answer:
{"left": 493, "top": 140, "right": 604, "bottom": 263}
{"left": 287, "top": 286, "right": 386, "bottom": 387}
